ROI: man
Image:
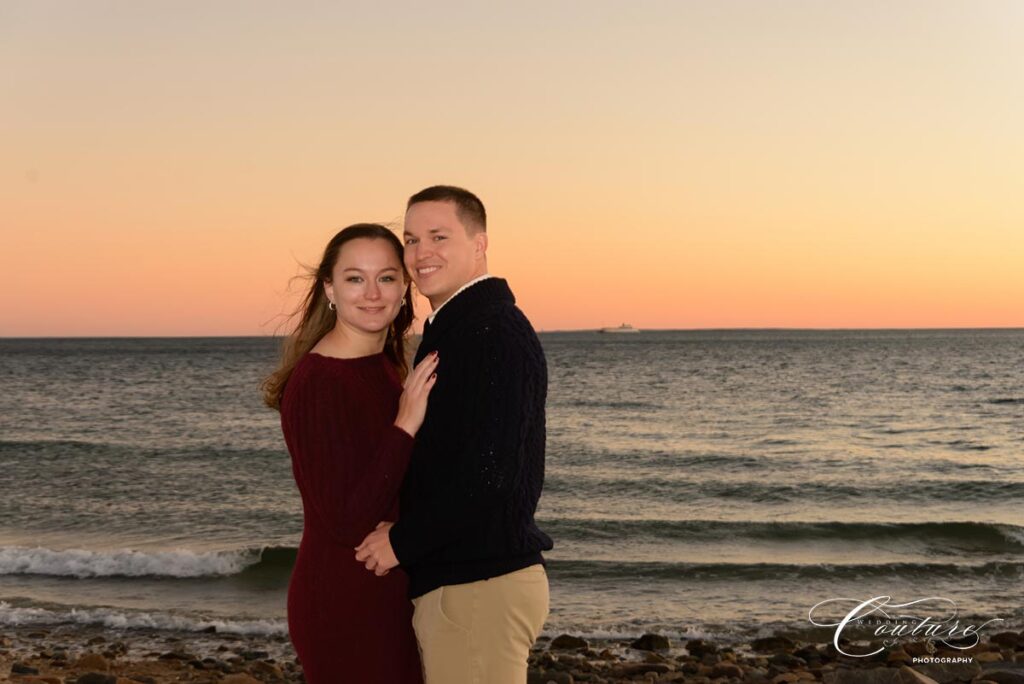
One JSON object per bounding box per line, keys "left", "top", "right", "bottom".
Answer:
{"left": 355, "top": 185, "right": 553, "bottom": 683}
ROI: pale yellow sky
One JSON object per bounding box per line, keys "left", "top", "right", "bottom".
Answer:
{"left": 2, "top": 1, "right": 1021, "bottom": 335}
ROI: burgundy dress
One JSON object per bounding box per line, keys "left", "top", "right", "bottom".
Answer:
{"left": 280, "top": 351, "right": 423, "bottom": 684}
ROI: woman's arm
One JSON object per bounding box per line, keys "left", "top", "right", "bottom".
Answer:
{"left": 281, "top": 372, "right": 415, "bottom": 549}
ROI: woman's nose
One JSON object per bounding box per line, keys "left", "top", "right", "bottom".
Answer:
{"left": 365, "top": 281, "right": 381, "bottom": 300}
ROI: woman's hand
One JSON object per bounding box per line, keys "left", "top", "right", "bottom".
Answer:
{"left": 393, "top": 351, "right": 439, "bottom": 437}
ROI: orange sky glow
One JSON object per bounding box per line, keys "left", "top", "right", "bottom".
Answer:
{"left": 2, "top": 1, "right": 1022, "bottom": 336}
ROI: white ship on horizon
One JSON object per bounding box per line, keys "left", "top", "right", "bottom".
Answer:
{"left": 599, "top": 323, "right": 640, "bottom": 334}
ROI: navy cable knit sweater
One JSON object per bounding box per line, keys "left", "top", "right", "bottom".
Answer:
{"left": 388, "top": 277, "right": 554, "bottom": 598}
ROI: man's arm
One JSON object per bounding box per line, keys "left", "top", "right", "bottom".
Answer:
{"left": 387, "top": 318, "right": 542, "bottom": 567}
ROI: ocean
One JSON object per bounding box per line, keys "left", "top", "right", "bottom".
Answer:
{"left": 1, "top": 330, "right": 1022, "bottom": 645}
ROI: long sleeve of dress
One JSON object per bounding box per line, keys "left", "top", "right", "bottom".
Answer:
{"left": 281, "top": 361, "right": 414, "bottom": 549}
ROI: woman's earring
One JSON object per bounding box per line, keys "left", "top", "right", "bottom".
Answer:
{"left": 328, "top": 301, "right": 336, "bottom": 311}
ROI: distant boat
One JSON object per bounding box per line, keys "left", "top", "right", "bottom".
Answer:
{"left": 599, "top": 323, "right": 640, "bottom": 334}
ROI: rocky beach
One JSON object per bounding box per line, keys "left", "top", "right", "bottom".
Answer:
{"left": 4, "top": 625, "right": 1024, "bottom": 683}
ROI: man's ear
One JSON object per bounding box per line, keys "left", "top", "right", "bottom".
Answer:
{"left": 474, "top": 231, "right": 488, "bottom": 260}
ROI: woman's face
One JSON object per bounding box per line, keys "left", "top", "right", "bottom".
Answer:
{"left": 324, "top": 237, "right": 406, "bottom": 335}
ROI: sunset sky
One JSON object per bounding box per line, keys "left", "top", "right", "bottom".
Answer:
{"left": 2, "top": 1, "right": 1022, "bottom": 336}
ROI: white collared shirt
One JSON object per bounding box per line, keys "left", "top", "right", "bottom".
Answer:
{"left": 427, "top": 274, "right": 495, "bottom": 324}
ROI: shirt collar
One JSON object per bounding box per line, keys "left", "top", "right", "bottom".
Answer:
{"left": 427, "top": 274, "right": 495, "bottom": 324}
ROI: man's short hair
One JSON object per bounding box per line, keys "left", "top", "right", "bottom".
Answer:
{"left": 407, "top": 185, "right": 487, "bottom": 233}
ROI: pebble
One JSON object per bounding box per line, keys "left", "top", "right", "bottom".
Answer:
{"left": 11, "top": 661, "right": 40, "bottom": 675}
{"left": 550, "top": 634, "right": 589, "bottom": 650}
{"left": 630, "top": 633, "right": 671, "bottom": 652}
{"left": 75, "top": 652, "right": 110, "bottom": 671}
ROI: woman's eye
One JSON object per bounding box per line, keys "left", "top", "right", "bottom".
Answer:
{"left": 405, "top": 238, "right": 417, "bottom": 245}
{"left": 433, "top": 235, "right": 446, "bottom": 241}
{"left": 380, "top": 276, "right": 395, "bottom": 282}
{"left": 346, "top": 277, "right": 363, "bottom": 283}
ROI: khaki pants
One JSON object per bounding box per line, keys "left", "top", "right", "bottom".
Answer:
{"left": 411, "top": 564, "right": 549, "bottom": 684}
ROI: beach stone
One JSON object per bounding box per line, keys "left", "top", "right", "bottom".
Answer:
{"left": 684, "top": 639, "right": 718, "bottom": 657}
{"left": 11, "top": 662, "right": 40, "bottom": 675}
{"left": 888, "top": 648, "right": 912, "bottom": 664}
{"left": 913, "top": 659, "right": 983, "bottom": 679}
{"left": 904, "top": 641, "right": 932, "bottom": 657}
{"left": 157, "top": 650, "right": 192, "bottom": 660}
{"left": 943, "top": 637, "right": 976, "bottom": 650}
{"left": 794, "top": 644, "right": 822, "bottom": 661}
{"left": 221, "top": 675, "right": 262, "bottom": 684}
{"left": 631, "top": 633, "right": 671, "bottom": 652}
{"left": 87, "top": 635, "right": 107, "bottom": 645}
{"left": 771, "top": 674, "right": 800, "bottom": 683}
{"left": 753, "top": 636, "right": 797, "bottom": 653}
{"left": 22, "top": 677, "right": 62, "bottom": 684}
{"left": 977, "top": 670, "right": 1024, "bottom": 684}
{"left": 240, "top": 649, "right": 269, "bottom": 661}
{"left": 252, "top": 660, "right": 285, "bottom": 678}
{"left": 76, "top": 653, "right": 110, "bottom": 671}
{"left": 770, "top": 652, "right": 806, "bottom": 667}
{"left": 550, "top": 634, "right": 589, "bottom": 650}
{"left": 895, "top": 666, "right": 941, "bottom": 683}
{"left": 744, "top": 666, "right": 771, "bottom": 681}
{"left": 677, "top": 659, "right": 700, "bottom": 674}
{"left": 74, "top": 674, "right": 116, "bottom": 684}
{"left": 822, "top": 667, "right": 940, "bottom": 684}
{"left": 612, "top": 662, "right": 672, "bottom": 676}
{"left": 978, "top": 652, "right": 1006, "bottom": 662}
{"left": 709, "top": 662, "right": 743, "bottom": 678}
{"left": 532, "top": 671, "right": 574, "bottom": 684}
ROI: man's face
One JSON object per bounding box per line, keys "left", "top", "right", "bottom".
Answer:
{"left": 403, "top": 200, "right": 487, "bottom": 309}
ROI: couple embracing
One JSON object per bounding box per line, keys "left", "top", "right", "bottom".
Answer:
{"left": 263, "top": 185, "right": 553, "bottom": 683}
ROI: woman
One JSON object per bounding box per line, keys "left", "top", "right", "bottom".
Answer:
{"left": 263, "top": 223, "right": 437, "bottom": 684}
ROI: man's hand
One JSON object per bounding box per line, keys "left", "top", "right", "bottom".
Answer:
{"left": 355, "top": 521, "right": 398, "bottom": 576}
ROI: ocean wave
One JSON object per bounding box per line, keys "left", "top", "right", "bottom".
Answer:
{"left": 547, "top": 558, "right": 1024, "bottom": 582}
{"left": 0, "top": 545, "right": 272, "bottom": 578}
{"left": 7, "top": 518, "right": 1022, "bottom": 581}
{"left": 540, "top": 519, "right": 1024, "bottom": 553}
{"left": 543, "top": 475, "right": 1024, "bottom": 503}
{"left": 0, "top": 601, "right": 286, "bottom": 635}
{"left": 561, "top": 399, "right": 662, "bottom": 410}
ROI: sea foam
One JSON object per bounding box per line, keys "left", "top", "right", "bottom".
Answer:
{"left": 0, "top": 546, "right": 262, "bottom": 578}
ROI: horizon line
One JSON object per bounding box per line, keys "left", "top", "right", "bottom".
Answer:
{"left": 2, "top": 325, "right": 1023, "bottom": 340}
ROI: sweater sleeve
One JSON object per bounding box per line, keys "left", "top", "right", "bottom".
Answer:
{"left": 389, "top": 321, "right": 538, "bottom": 566}
{"left": 281, "top": 370, "right": 415, "bottom": 549}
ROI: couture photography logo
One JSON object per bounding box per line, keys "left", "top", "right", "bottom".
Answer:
{"left": 808, "top": 595, "right": 1004, "bottom": 661}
